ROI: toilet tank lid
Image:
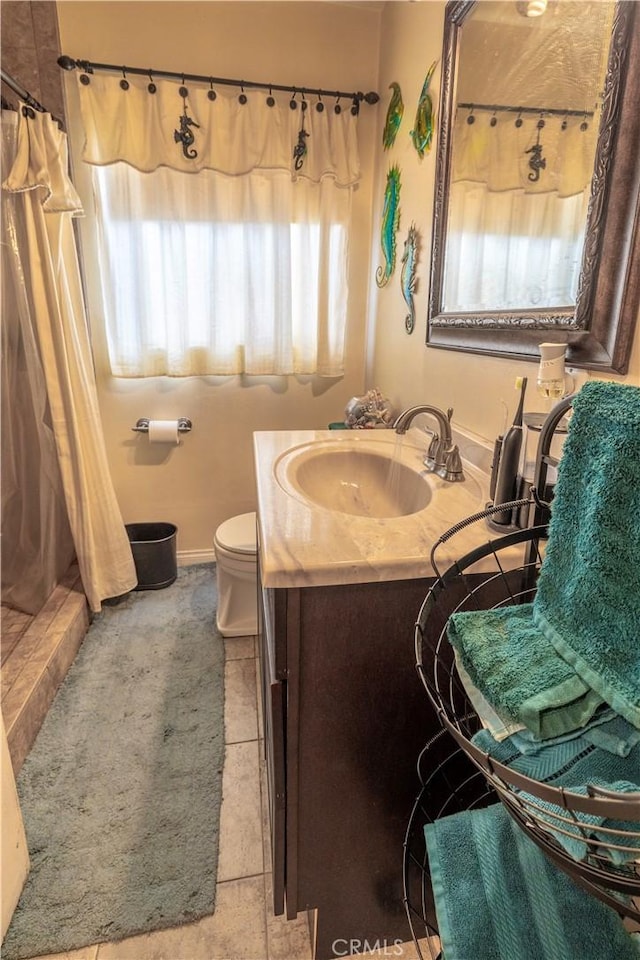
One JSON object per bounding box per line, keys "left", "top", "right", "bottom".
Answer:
{"left": 215, "top": 512, "right": 257, "bottom": 554}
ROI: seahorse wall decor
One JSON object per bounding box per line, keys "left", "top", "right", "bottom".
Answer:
{"left": 382, "top": 82, "right": 404, "bottom": 150}
{"left": 410, "top": 62, "right": 437, "bottom": 159}
{"left": 401, "top": 223, "right": 420, "bottom": 334}
{"left": 375, "top": 164, "right": 401, "bottom": 288}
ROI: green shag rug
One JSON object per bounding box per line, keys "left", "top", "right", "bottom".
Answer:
{"left": 3, "top": 564, "right": 225, "bottom": 959}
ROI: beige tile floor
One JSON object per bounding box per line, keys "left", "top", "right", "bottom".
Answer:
{"left": 15, "top": 631, "right": 432, "bottom": 960}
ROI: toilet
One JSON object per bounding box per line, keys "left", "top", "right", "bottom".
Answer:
{"left": 214, "top": 512, "right": 258, "bottom": 637}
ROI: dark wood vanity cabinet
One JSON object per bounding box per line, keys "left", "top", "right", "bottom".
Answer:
{"left": 257, "top": 560, "right": 441, "bottom": 959}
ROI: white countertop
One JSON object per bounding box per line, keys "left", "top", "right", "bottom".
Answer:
{"left": 254, "top": 428, "right": 523, "bottom": 589}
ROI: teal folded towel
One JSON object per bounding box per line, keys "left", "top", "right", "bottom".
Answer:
{"left": 472, "top": 730, "right": 640, "bottom": 864}
{"left": 510, "top": 709, "right": 640, "bottom": 758}
{"left": 519, "top": 779, "right": 640, "bottom": 865}
{"left": 473, "top": 728, "right": 640, "bottom": 790}
{"left": 448, "top": 603, "right": 603, "bottom": 739}
{"left": 424, "top": 802, "right": 640, "bottom": 960}
{"left": 533, "top": 380, "right": 640, "bottom": 729}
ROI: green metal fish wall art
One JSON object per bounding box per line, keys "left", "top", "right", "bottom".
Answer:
{"left": 410, "top": 62, "right": 437, "bottom": 159}
{"left": 401, "top": 223, "right": 420, "bottom": 334}
{"left": 382, "top": 82, "right": 404, "bottom": 150}
{"left": 375, "top": 164, "right": 401, "bottom": 288}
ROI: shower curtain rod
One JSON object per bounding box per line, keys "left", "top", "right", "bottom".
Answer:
{"left": 1, "top": 67, "right": 48, "bottom": 114}
{"left": 458, "top": 101, "right": 595, "bottom": 119}
{"left": 57, "top": 55, "right": 380, "bottom": 108}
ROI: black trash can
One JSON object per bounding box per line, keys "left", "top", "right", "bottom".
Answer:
{"left": 126, "top": 522, "right": 177, "bottom": 590}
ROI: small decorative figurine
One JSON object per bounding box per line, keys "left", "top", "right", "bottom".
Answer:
{"left": 526, "top": 118, "right": 547, "bottom": 182}
{"left": 401, "top": 223, "right": 420, "bottom": 334}
{"left": 375, "top": 164, "right": 401, "bottom": 288}
{"left": 382, "top": 82, "right": 404, "bottom": 150}
{"left": 293, "top": 125, "right": 310, "bottom": 171}
{"left": 344, "top": 389, "right": 394, "bottom": 429}
{"left": 174, "top": 85, "right": 200, "bottom": 160}
{"left": 410, "top": 62, "right": 437, "bottom": 159}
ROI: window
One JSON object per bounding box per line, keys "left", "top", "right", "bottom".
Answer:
{"left": 91, "top": 160, "right": 350, "bottom": 378}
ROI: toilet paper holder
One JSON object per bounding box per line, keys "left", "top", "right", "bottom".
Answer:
{"left": 132, "top": 417, "right": 192, "bottom": 434}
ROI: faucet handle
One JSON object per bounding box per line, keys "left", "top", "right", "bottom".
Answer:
{"left": 422, "top": 430, "right": 442, "bottom": 471}
{"left": 438, "top": 444, "right": 465, "bottom": 483}
{"left": 426, "top": 432, "right": 440, "bottom": 462}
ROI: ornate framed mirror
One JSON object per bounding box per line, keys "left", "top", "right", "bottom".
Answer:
{"left": 427, "top": 0, "right": 639, "bottom": 373}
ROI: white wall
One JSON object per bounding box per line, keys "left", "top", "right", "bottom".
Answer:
{"left": 56, "top": 1, "right": 382, "bottom": 556}
{"left": 367, "top": 2, "right": 639, "bottom": 451}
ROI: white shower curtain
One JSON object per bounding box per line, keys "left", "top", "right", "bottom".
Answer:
{"left": 2, "top": 107, "right": 136, "bottom": 612}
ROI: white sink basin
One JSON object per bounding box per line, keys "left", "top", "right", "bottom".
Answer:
{"left": 275, "top": 439, "right": 431, "bottom": 518}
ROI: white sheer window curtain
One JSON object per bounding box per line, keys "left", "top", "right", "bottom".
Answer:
{"left": 76, "top": 74, "right": 359, "bottom": 377}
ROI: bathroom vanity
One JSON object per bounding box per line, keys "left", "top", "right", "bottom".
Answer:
{"left": 253, "top": 429, "right": 505, "bottom": 958}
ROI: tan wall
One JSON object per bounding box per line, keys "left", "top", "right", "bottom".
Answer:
{"left": 56, "top": 1, "right": 382, "bottom": 556}
{"left": 368, "top": 2, "right": 639, "bottom": 451}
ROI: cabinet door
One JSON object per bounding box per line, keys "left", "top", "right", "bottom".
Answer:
{"left": 259, "top": 586, "right": 286, "bottom": 915}
{"left": 266, "top": 678, "right": 286, "bottom": 914}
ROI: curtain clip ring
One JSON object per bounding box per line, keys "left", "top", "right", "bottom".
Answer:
{"left": 120, "top": 67, "right": 130, "bottom": 91}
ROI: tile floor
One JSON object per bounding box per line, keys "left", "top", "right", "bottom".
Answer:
{"left": 12, "top": 629, "right": 433, "bottom": 960}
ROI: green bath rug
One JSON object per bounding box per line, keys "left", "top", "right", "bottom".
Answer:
{"left": 3, "top": 564, "right": 225, "bottom": 959}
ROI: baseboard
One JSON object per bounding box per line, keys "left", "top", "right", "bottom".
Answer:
{"left": 177, "top": 549, "right": 216, "bottom": 566}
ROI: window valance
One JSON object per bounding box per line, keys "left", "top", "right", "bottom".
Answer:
{"left": 75, "top": 73, "right": 362, "bottom": 186}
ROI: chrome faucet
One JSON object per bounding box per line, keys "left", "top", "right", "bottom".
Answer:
{"left": 393, "top": 404, "right": 465, "bottom": 482}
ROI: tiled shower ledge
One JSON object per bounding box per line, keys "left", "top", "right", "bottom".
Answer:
{"left": 1, "top": 564, "right": 89, "bottom": 774}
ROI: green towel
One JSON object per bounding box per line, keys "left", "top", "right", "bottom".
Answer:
{"left": 448, "top": 603, "right": 603, "bottom": 739}
{"left": 473, "top": 729, "right": 640, "bottom": 865}
{"left": 425, "top": 803, "right": 640, "bottom": 960}
{"left": 533, "top": 380, "right": 640, "bottom": 728}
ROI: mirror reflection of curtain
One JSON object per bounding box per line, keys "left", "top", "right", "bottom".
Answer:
{"left": 443, "top": 112, "right": 592, "bottom": 312}
{"left": 443, "top": 182, "right": 589, "bottom": 312}
{"left": 2, "top": 108, "right": 137, "bottom": 613}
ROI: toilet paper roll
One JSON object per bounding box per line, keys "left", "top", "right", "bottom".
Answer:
{"left": 148, "top": 419, "right": 180, "bottom": 444}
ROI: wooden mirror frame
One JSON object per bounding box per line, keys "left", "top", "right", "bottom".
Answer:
{"left": 427, "top": 0, "right": 640, "bottom": 373}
